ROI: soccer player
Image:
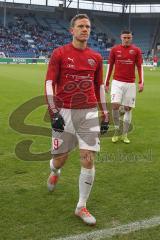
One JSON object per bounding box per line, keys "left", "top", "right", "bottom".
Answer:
{"left": 153, "top": 55, "right": 158, "bottom": 70}
{"left": 105, "top": 30, "right": 144, "bottom": 143}
{"left": 45, "top": 14, "right": 109, "bottom": 225}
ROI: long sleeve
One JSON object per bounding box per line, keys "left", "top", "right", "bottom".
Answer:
{"left": 45, "top": 49, "right": 61, "bottom": 116}
{"left": 136, "top": 48, "right": 144, "bottom": 85}
{"left": 105, "top": 49, "right": 115, "bottom": 87}
{"left": 94, "top": 56, "right": 108, "bottom": 120}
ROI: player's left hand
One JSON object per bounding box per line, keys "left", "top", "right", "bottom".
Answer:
{"left": 138, "top": 83, "right": 144, "bottom": 92}
{"left": 100, "top": 120, "right": 109, "bottom": 135}
{"left": 100, "top": 111, "right": 109, "bottom": 134}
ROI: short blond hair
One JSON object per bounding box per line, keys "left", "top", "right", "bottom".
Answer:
{"left": 70, "top": 14, "right": 90, "bottom": 28}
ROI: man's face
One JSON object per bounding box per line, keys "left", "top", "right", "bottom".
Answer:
{"left": 121, "top": 33, "right": 133, "bottom": 46}
{"left": 70, "top": 18, "right": 91, "bottom": 42}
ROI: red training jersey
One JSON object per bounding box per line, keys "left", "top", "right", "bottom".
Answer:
{"left": 153, "top": 56, "right": 158, "bottom": 63}
{"left": 105, "top": 44, "right": 143, "bottom": 86}
{"left": 45, "top": 43, "right": 103, "bottom": 109}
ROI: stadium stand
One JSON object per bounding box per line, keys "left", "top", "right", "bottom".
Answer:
{"left": 0, "top": 10, "right": 114, "bottom": 59}
{"left": 93, "top": 14, "right": 159, "bottom": 56}
{"left": 0, "top": 5, "right": 159, "bottom": 59}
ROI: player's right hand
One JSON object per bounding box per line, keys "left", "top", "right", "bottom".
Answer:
{"left": 138, "top": 83, "right": 144, "bottom": 92}
{"left": 105, "top": 85, "right": 109, "bottom": 93}
{"left": 51, "top": 111, "right": 65, "bottom": 132}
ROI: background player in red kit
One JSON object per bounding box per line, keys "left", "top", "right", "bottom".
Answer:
{"left": 45, "top": 14, "right": 109, "bottom": 225}
{"left": 153, "top": 55, "right": 158, "bottom": 69}
{"left": 105, "top": 30, "right": 144, "bottom": 143}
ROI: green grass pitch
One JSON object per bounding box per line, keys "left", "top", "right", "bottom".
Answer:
{"left": 0, "top": 64, "right": 160, "bottom": 240}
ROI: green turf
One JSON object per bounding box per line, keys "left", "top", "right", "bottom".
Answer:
{"left": 0, "top": 64, "right": 160, "bottom": 240}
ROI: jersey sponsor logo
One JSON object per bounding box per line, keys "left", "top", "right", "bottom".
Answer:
{"left": 65, "top": 73, "right": 93, "bottom": 81}
{"left": 117, "top": 59, "right": 133, "bottom": 64}
{"left": 64, "top": 79, "right": 93, "bottom": 93}
{"left": 88, "top": 58, "right": 96, "bottom": 67}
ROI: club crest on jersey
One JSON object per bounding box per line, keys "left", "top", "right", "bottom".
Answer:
{"left": 129, "top": 49, "right": 135, "bottom": 54}
{"left": 88, "top": 58, "right": 96, "bottom": 67}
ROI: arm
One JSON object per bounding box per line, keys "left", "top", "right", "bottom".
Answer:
{"left": 104, "top": 49, "right": 115, "bottom": 92}
{"left": 94, "top": 55, "right": 109, "bottom": 134}
{"left": 99, "top": 84, "right": 109, "bottom": 122}
{"left": 45, "top": 50, "right": 65, "bottom": 132}
{"left": 136, "top": 49, "right": 144, "bottom": 92}
{"left": 99, "top": 84, "right": 110, "bottom": 134}
{"left": 45, "top": 79, "right": 54, "bottom": 107}
{"left": 45, "top": 50, "right": 60, "bottom": 116}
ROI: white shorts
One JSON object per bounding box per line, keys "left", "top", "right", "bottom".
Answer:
{"left": 111, "top": 80, "right": 136, "bottom": 108}
{"left": 153, "top": 62, "right": 157, "bottom": 67}
{"left": 51, "top": 108, "right": 100, "bottom": 154}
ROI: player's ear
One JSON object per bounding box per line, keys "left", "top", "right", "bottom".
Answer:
{"left": 69, "top": 27, "right": 74, "bottom": 35}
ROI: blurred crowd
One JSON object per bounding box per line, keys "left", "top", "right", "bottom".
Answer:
{"left": 0, "top": 15, "right": 115, "bottom": 58}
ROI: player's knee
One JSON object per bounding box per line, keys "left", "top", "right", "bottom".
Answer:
{"left": 124, "top": 106, "right": 132, "bottom": 111}
{"left": 123, "top": 109, "right": 132, "bottom": 124}
{"left": 53, "top": 153, "right": 68, "bottom": 168}
{"left": 112, "top": 103, "right": 120, "bottom": 110}
{"left": 80, "top": 150, "right": 95, "bottom": 168}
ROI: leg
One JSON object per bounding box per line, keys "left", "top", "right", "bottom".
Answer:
{"left": 121, "top": 82, "right": 136, "bottom": 143}
{"left": 112, "top": 103, "right": 121, "bottom": 142}
{"left": 74, "top": 108, "right": 100, "bottom": 225}
{"left": 50, "top": 152, "right": 68, "bottom": 169}
{"left": 48, "top": 108, "right": 77, "bottom": 191}
{"left": 47, "top": 153, "right": 68, "bottom": 191}
{"left": 121, "top": 106, "right": 132, "bottom": 144}
{"left": 78, "top": 149, "right": 95, "bottom": 208}
{"left": 112, "top": 102, "right": 121, "bottom": 128}
{"left": 110, "top": 80, "right": 123, "bottom": 143}
{"left": 75, "top": 149, "right": 96, "bottom": 225}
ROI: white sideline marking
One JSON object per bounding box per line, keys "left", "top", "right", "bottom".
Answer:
{"left": 51, "top": 216, "right": 160, "bottom": 240}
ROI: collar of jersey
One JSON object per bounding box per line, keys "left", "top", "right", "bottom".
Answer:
{"left": 70, "top": 43, "right": 88, "bottom": 52}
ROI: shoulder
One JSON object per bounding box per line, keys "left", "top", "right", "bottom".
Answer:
{"left": 87, "top": 47, "right": 103, "bottom": 61}
{"left": 131, "top": 44, "right": 142, "bottom": 53}
{"left": 87, "top": 47, "right": 102, "bottom": 57}
{"left": 110, "top": 44, "right": 120, "bottom": 52}
{"left": 114, "top": 44, "right": 120, "bottom": 49}
{"left": 51, "top": 43, "right": 71, "bottom": 56}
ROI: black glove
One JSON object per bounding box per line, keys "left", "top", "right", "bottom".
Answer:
{"left": 100, "top": 120, "right": 109, "bottom": 135}
{"left": 51, "top": 112, "right": 65, "bottom": 132}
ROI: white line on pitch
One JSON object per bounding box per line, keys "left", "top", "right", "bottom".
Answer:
{"left": 51, "top": 216, "right": 160, "bottom": 240}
